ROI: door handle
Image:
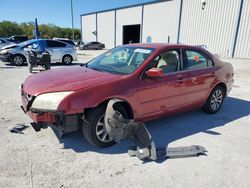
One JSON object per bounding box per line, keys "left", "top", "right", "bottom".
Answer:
{"left": 177, "top": 78, "right": 184, "bottom": 85}
{"left": 210, "top": 72, "right": 216, "bottom": 77}
{"left": 177, "top": 75, "right": 184, "bottom": 84}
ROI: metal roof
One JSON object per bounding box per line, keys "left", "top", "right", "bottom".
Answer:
{"left": 80, "top": 0, "right": 170, "bottom": 17}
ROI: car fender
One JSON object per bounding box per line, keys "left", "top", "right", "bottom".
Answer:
{"left": 11, "top": 53, "right": 27, "bottom": 62}
{"left": 57, "top": 79, "right": 137, "bottom": 118}
{"left": 206, "top": 77, "right": 227, "bottom": 100}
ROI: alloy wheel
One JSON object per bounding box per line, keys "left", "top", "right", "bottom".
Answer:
{"left": 13, "top": 56, "right": 24, "bottom": 65}
{"left": 96, "top": 115, "right": 113, "bottom": 143}
{"left": 63, "top": 56, "right": 72, "bottom": 64}
{"left": 210, "top": 90, "right": 223, "bottom": 111}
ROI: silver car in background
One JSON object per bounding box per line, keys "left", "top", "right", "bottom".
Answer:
{"left": 0, "top": 39, "right": 77, "bottom": 66}
{"left": 0, "top": 38, "right": 15, "bottom": 49}
{"left": 79, "top": 41, "right": 105, "bottom": 50}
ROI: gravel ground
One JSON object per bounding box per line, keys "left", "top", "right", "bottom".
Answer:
{"left": 0, "top": 52, "right": 249, "bottom": 188}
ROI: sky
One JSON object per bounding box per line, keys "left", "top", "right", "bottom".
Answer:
{"left": 0, "top": 0, "right": 157, "bottom": 29}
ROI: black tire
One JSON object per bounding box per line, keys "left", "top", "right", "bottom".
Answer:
{"left": 12, "top": 55, "right": 25, "bottom": 66}
{"left": 45, "top": 63, "right": 51, "bottom": 70}
{"left": 62, "top": 55, "right": 72, "bottom": 65}
{"left": 202, "top": 85, "right": 225, "bottom": 114}
{"left": 28, "top": 63, "right": 33, "bottom": 73}
{"left": 84, "top": 46, "right": 88, "bottom": 50}
{"left": 82, "top": 104, "right": 128, "bottom": 147}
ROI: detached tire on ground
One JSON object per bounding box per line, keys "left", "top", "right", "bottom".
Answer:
{"left": 82, "top": 104, "right": 128, "bottom": 147}
{"left": 62, "top": 55, "right": 72, "bottom": 65}
{"left": 202, "top": 85, "right": 225, "bottom": 114}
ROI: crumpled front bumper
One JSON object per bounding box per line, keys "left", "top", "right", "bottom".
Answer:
{"left": 20, "top": 88, "right": 59, "bottom": 127}
{"left": 21, "top": 88, "right": 81, "bottom": 134}
{"left": 0, "top": 53, "right": 11, "bottom": 62}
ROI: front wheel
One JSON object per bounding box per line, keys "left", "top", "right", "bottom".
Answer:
{"left": 202, "top": 86, "right": 225, "bottom": 114}
{"left": 82, "top": 104, "right": 128, "bottom": 147}
{"left": 12, "top": 55, "right": 25, "bottom": 66}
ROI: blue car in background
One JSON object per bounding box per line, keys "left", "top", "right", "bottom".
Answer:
{"left": 0, "top": 39, "right": 77, "bottom": 66}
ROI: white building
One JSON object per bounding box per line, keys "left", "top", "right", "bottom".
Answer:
{"left": 81, "top": 0, "right": 250, "bottom": 58}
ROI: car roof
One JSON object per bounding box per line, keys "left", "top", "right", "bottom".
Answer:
{"left": 124, "top": 43, "right": 213, "bottom": 57}
{"left": 125, "top": 43, "right": 198, "bottom": 49}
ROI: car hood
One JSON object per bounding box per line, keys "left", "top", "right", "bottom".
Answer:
{"left": 23, "top": 66, "right": 122, "bottom": 96}
{"left": 0, "top": 43, "right": 18, "bottom": 50}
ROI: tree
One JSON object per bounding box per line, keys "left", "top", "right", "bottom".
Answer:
{"left": 0, "top": 21, "right": 81, "bottom": 40}
{"left": 0, "top": 21, "right": 23, "bottom": 37}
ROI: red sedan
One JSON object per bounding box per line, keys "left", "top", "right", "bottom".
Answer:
{"left": 21, "top": 44, "right": 234, "bottom": 147}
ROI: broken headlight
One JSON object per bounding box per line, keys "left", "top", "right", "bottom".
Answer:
{"left": 31, "top": 92, "right": 73, "bottom": 111}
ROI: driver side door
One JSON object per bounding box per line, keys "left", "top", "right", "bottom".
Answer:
{"left": 137, "top": 49, "right": 189, "bottom": 121}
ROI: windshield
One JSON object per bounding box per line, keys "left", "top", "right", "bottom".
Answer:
{"left": 18, "top": 39, "right": 36, "bottom": 47}
{"left": 87, "top": 46, "right": 155, "bottom": 74}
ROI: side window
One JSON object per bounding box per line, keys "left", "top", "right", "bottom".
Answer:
{"left": 148, "top": 50, "right": 180, "bottom": 74}
{"left": 46, "top": 40, "right": 66, "bottom": 48}
{"left": 0, "top": 39, "right": 5, "bottom": 43}
{"left": 183, "top": 50, "right": 213, "bottom": 70}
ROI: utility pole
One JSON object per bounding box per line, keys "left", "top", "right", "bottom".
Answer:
{"left": 71, "top": 0, "right": 75, "bottom": 41}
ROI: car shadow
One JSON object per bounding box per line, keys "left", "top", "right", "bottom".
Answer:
{"left": 57, "top": 97, "right": 250, "bottom": 155}
{"left": 0, "top": 64, "right": 23, "bottom": 69}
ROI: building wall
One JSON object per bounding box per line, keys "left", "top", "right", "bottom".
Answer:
{"left": 97, "top": 11, "right": 115, "bottom": 49}
{"left": 81, "top": 0, "right": 249, "bottom": 58}
{"left": 82, "top": 14, "right": 96, "bottom": 42}
{"left": 116, "top": 6, "right": 142, "bottom": 46}
{"left": 180, "top": 0, "right": 240, "bottom": 57}
{"left": 234, "top": 0, "right": 250, "bottom": 58}
{"left": 142, "top": 0, "right": 180, "bottom": 43}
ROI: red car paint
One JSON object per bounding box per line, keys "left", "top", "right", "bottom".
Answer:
{"left": 21, "top": 43, "right": 234, "bottom": 124}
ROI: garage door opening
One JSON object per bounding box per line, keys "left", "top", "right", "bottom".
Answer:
{"left": 123, "top": 24, "right": 140, "bottom": 44}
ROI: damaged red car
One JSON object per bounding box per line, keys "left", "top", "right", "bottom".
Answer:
{"left": 21, "top": 44, "right": 234, "bottom": 147}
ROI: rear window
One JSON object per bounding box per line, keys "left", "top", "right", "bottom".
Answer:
{"left": 183, "top": 50, "right": 213, "bottom": 70}
{"left": 46, "top": 40, "right": 66, "bottom": 48}
{"left": 59, "top": 40, "right": 75, "bottom": 45}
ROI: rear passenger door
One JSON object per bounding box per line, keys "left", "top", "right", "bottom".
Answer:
{"left": 182, "top": 49, "right": 216, "bottom": 105}
{"left": 46, "top": 40, "right": 67, "bottom": 62}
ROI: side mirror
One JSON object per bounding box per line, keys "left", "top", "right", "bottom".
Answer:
{"left": 146, "top": 68, "right": 164, "bottom": 78}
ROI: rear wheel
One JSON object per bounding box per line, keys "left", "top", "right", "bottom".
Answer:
{"left": 62, "top": 55, "right": 72, "bottom": 65}
{"left": 82, "top": 104, "right": 128, "bottom": 147}
{"left": 202, "top": 85, "right": 225, "bottom": 114}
